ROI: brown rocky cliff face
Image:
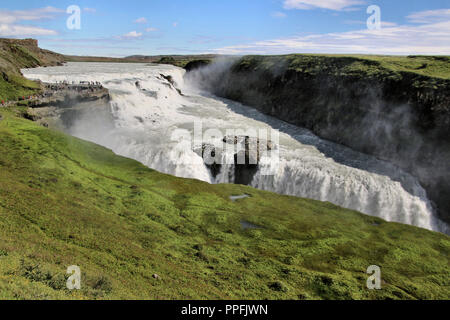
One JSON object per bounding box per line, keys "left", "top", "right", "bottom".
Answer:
{"left": 0, "top": 38, "right": 38, "bottom": 47}
{"left": 0, "top": 38, "right": 65, "bottom": 70}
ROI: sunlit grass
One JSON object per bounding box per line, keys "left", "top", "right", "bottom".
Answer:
{"left": 0, "top": 109, "right": 448, "bottom": 300}
{"left": 237, "top": 54, "right": 450, "bottom": 80}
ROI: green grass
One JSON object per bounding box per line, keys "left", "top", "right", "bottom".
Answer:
{"left": 0, "top": 108, "right": 448, "bottom": 300}
{"left": 352, "top": 55, "right": 450, "bottom": 79}
{"left": 237, "top": 54, "right": 450, "bottom": 80}
{"left": 0, "top": 38, "right": 65, "bottom": 101}
{"left": 0, "top": 73, "right": 41, "bottom": 101}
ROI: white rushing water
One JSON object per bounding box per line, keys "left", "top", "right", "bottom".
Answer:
{"left": 22, "top": 62, "right": 449, "bottom": 233}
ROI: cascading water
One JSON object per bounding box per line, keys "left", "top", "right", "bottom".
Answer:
{"left": 23, "top": 62, "right": 449, "bottom": 234}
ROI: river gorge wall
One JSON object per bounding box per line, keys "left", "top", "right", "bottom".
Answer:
{"left": 186, "top": 55, "right": 450, "bottom": 224}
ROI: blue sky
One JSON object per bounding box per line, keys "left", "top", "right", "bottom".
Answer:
{"left": 1, "top": 0, "right": 449, "bottom": 56}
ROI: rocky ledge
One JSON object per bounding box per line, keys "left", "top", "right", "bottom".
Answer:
{"left": 23, "top": 82, "right": 110, "bottom": 128}
{"left": 194, "top": 135, "right": 276, "bottom": 185}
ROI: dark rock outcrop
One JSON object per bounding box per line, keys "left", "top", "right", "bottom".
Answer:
{"left": 194, "top": 136, "right": 275, "bottom": 185}
{"left": 184, "top": 60, "right": 211, "bottom": 72}
{"left": 193, "top": 143, "right": 223, "bottom": 179}
{"left": 158, "top": 74, "right": 183, "bottom": 95}
{"left": 25, "top": 83, "right": 111, "bottom": 129}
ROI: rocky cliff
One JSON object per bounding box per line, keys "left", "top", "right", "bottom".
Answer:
{"left": 187, "top": 55, "right": 450, "bottom": 224}
{"left": 23, "top": 83, "right": 111, "bottom": 129}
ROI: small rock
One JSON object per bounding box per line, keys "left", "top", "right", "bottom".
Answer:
{"left": 268, "top": 281, "right": 288, "bottom": 292}
{"left": 152, "top": 274, "right": 160, "bottom": 280}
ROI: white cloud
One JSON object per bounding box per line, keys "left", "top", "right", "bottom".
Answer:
{"left": 381, "top": 21, "right": 398, "bottom": 28}
{"left": 0, "top": 6, "right": 61, "bottom": 37}
{"left": 0, "top": 14, "right": 16, "bottom": 24}
{"left": 121, "top": 31, "right": 143, "bottom": 39}
{"left": 134, "top": 17, "right": 147, "bottom": 24}
{"left": 0, "top": 6, "right": 64, "bottom": 23}
{"left": 145, "top": 27, "right": 158, "bottom": 32}
{"left": 0, "top": 23, "right": 57, "bottom": 36}
{"left": 344, "top": 20, "right": 397, "bottom": 27}
{"left": 213, "top": 16, "right": 450, "bottom": 55}
{"left": 84, "top": 8, "right": 97, "bottom": 13}
{"left": 283, "top": 0, "right": 364, "bottom": 11}
{"left": 407, "top": 9, "right": 450, "bottom": 24}
{"left": 173, "top": 22, "right": 178, "bottom": 27}
{"left": 272, "top": 11, "right": 287, "bottom": 18}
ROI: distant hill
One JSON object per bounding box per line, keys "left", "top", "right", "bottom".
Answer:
{"left": 126, "top": 54, "right": 218, "bottom": 68}
{"left": 65, "top": 54, "right": 219, "bottom": 68}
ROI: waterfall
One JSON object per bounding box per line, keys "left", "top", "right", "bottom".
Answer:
{"left": 22, "top": 62, "right": 449, "bottom": 234}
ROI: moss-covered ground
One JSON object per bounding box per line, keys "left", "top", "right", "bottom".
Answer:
{"left": 0, "top": 108, "right": 448, "bottom": 300}
{"left": 236, "top": 54, "right": 450, "bottom": 81}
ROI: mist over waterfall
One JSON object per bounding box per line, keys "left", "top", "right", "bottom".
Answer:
{"left": 23, "top": 62, "right": 449, "bottom": 234}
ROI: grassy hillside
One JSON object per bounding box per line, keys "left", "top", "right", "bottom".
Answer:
{"left": 0, "top": 108, "right": 448, "bottom": 300}
{"left": 0, "top": 38, "right": 65, "bottom": 101}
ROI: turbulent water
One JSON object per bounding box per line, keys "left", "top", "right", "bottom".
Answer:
{"left": 23, "top": 62, "right": 449, "bottom": 234}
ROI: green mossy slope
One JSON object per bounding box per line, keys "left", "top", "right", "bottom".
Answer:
{"left": 0, "top": 109, "right": 448, "bottom": 300}
{"left": 0, "top": 38, "right": 64, "bottom": 101}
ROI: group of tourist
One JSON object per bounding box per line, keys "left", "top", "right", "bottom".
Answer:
{"left": 0, "top": 81, "right": 105, "bottom": 107}
{"left": 45, "top": 81, "right": 103, "bottom": 91}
